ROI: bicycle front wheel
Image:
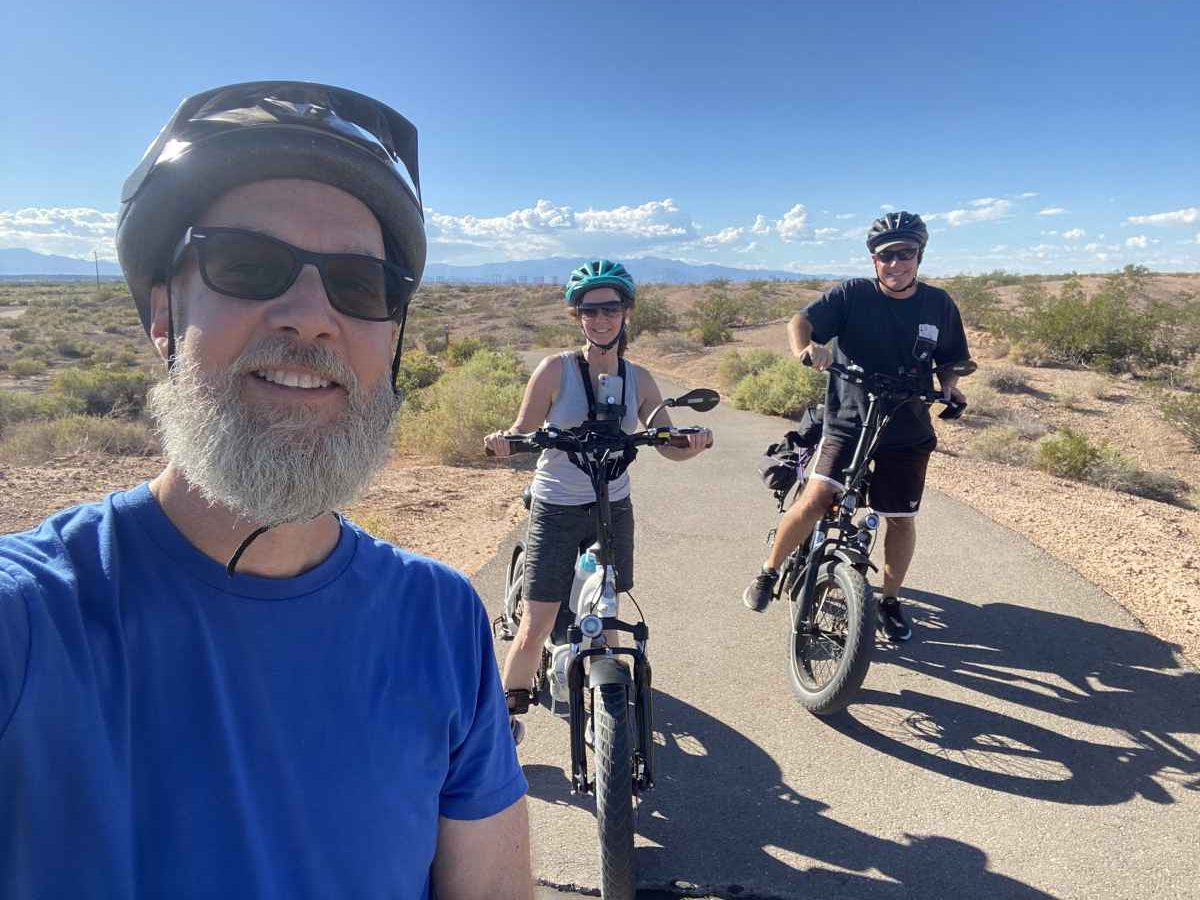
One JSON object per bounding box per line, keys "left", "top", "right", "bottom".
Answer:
{"left": 593, "top": 682, "right": 635, "bottom": 899}
{"left": 788, "top": 562, "right": 875, "bottom": 715}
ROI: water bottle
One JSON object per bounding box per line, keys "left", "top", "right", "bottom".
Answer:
{"left": 568, "top": 548, "right": 598, "bottom": 614}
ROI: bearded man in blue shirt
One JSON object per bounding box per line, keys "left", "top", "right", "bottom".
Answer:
{"left": 0, "top": 82, "right": 531, "bottom": 899}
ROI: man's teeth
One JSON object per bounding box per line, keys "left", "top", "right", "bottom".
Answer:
{"left": 256, "top": 370, "right": 332, "bottom": 389}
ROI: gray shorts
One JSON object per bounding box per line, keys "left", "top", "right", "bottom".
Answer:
{"left": 524, "top": 496, "right": 635, "bottom": 603}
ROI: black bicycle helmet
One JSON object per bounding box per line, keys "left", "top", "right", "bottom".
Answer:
{"left": 866, "top": 211, "right": 928, "bottom": 253}
{"left": 117, "top": 81, "right": 426, "bottom": 336}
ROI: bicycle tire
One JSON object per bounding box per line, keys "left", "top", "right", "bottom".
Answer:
{"left": 504, "top": 546, "right": 526, "bottom": 630}
{"left": 593, "top": 682, "right": 635, "bottom": 899}
{"left": 788, "top": 561, "right": 875, "bottom": 715}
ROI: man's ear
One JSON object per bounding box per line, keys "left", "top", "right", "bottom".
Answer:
{"left": 148, "top": 282, "right": 172, "bottom": 362}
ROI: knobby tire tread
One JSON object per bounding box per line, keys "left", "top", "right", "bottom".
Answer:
{"left": 789, "top": 562, "right": 874, "bottom": 715}
{"left": 594, "top": 682, "right": 635, "bottom": 899}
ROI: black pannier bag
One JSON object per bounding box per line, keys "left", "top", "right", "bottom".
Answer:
{"left": 758, "top": 404, "right": 823, "bottom": 499}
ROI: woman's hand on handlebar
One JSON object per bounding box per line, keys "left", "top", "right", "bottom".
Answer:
{"left": 797, "top": 342, "right": 833, "bottom": 371}
{"left": 483, "top": 430, "right": 513, "bottom": 458}
{"left": 667, "top": 426, "right": 714, "bottom": 452}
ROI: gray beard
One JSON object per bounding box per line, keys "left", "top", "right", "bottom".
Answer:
{"left": 147, "top": 335, "right": 399, "bottom": 525}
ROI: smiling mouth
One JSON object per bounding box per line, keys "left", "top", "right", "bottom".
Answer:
{"left": 254, "top": 369, "right": 338, "bottom": 390}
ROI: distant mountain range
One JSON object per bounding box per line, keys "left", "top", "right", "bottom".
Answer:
{"left": 0, "top": 248, "right": 838, "bottom": 284}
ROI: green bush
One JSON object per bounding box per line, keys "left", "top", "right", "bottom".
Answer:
{"left": 1162, "top": 392, "right": 1200, "bottom": 450}
{"left": 645, "top": 334, "right": 703, "bottom": 355}
{"left": 50, "top": 366, "right": 153, "bottom": 417}
{"left": 8, "top": 358, "right": 48, "bottom": 377}
{"left": 730, "top": 357, "right": 825, "bottom": 417}
{"left": 970, "top": 425, "right": 1033, "bottom": 467}
{"left": 963, "top": 384, "right": 1007, "bottom": 419}
{"left": 691, "top": 318, "right": 731, "bottom": 346}
{"left": 394, "top": 348, "right": 442, "bottom": 398}
{"left": 444, "top": 336, "right": 491, "bottom": 366}
{"left": 0, "top": 415, "right": 158, "bottom": 465}
{"left": 943, "top": 275, "right": 1000, "bottom": 329}
{"left": 396, "top": 348, "right": 528, "bottom": 462}
{"left": 627, "top": 291, "right": 678, "bottom": 340}
{"left": 1035, "top": 428, "right": 1101, "bottom": 480}
{"left": 0, "top": 390, "right": 84, "bottom": 437}
{"left": 685, "top": 281, "right": 765, "bottom": 346}
{"left": 718, "top": 348, "right": 780, "bottom": 393}
{"left": 532, "top": 323, "right": 578, "bottom": 348}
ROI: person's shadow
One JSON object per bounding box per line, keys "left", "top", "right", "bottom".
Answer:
{"left": 525, "top": 689, "right": 1055, "bottom": 898}
{"left": 828, "top": 587, "right": 1200, "bottom": 806}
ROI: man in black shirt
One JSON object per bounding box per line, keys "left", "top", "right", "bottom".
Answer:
{"left": 743, "top": 212, "right": 970, "bottom": 642}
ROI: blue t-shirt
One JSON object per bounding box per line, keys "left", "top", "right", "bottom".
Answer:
{"left": 0, "top": 484, "right": 527, "bottom": 899}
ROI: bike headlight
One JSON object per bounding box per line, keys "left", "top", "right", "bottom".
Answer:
{"left": 579, "top": 615, "right": 604, "bottom": 638}
{"left": 864, "top": 513, "right": 880, "bottom": 530}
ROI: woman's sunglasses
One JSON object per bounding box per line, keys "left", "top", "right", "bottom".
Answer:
{"left": 170, "top": 226, "right": 416, "bottom": 321}
{"left": 578, "top": 303, "right": 625, "bottom": 318}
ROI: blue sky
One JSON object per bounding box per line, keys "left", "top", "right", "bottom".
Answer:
{"left": 1, "top": 0, "right": 1197, "bottom": 276}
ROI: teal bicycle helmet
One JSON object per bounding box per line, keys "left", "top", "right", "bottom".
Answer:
{"left": 564, "top": 259, "right": 636, "bottom": 306}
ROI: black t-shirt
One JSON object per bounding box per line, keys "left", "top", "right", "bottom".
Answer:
{"left": 804, "top": 278, "right": 970, "bottom": 448}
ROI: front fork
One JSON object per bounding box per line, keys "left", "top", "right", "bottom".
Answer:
{"left": 566, "top": 624, "right": 654, "bottom": 796}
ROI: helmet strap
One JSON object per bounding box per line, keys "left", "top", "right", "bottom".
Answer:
{"left": 165, "top": 278, "right": 179, "bottom": 372}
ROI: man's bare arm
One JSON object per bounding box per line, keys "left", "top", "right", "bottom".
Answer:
{"left": 432, "top": 799, "right": 533, "bottom": 900}
{"left": 787, "top": 312, "right": 813, "bottom": 357}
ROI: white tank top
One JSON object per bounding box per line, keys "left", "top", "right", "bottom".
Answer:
{"left": 531, "top": 351, "right": 642, "bottom": 505}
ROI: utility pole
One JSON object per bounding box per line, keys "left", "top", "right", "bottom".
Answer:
{"left": 94, "top": 250, "right": 101, "bottom": 289}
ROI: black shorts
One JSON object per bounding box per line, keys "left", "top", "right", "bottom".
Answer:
{"left": 810, "top": 434, "right": 935, "bottom": 517}
{"left": 524, "top": 497, "right": 635, "bottom": 602}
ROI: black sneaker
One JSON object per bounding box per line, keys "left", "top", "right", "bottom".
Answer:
{"left": 878, "top": 596, "right": 912, "bottom": 642}
{"left": 743, "top": 568, "right": 779, "bottom": 612}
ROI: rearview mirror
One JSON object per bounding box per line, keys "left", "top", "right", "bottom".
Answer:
{"left": 672, "top": 388, "right": 720, "bottom": 412}
{"left": 934, "top": 359, "right": 977, "bottom": 378}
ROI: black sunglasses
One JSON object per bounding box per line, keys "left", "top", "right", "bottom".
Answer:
{"left": 874, "top": 247, "right": 919, "bottom": 263}
{"left": 578, "top": 302, "right": 625, "bottom": 318}
{"left": 171, "top": 226, "right": 416, "bottom": 321}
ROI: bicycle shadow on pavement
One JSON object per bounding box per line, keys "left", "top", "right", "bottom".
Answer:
{"left": 830, "top": 587, "right": 1200, "bottom": 806}
{"left": 524, "top": 689, "right": 1054, "bottom": 898}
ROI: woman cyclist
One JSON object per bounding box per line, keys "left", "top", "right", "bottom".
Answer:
{"left": 484, "top": 259, "right": 713, "bottom": 744}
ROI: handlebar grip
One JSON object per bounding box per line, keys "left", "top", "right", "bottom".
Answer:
{"left": 799, "top": 350, "right": 813, "bottom": 367}
{"left": 668, "top": 427, "right": 713, "bottom": 449}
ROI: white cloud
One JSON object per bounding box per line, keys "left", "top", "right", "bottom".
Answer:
{"left": 1038, "top": 207, "right": 1068, "bottom": 216}
{"left": 1063, "top": 228, "right": 1087, "bottom": 240}
{"left": 1018, "top": 192, "right": 1039, "bottom": 199}
{"left": 774, "top": 204, "right": 810, "bottom": 243}
{"left": 880, "top": 203, "right": 896, "bottom": 211}
{"left": 0, "top": 207, "right": 119, "bottom": 260}
{"left": 426, "top": 197, "right": 700, "bottom": 261}
{"left": 1125, "top": 235, "right": 1149, "bottom": 248}
{"left": 971, "top": 197, "right": 1001, "bottom": 207}
{"left": 750, "top": 214, "right": 771, "bottom": 235}
{"left": 735, "top": 241, "right": 759, "bottom": 254}
{"left": 814, "top": 227, "right": 841, "bottom": 239}
{"left": 701, "top": 226, "right": 744, "bottom": 247}
{"left": 835, "top": 213, "right": 856, "bottom": 220}
{"left": 926, "top": 198, "right": 1012, "bottom": 227}
{"left": 1126, "top": 206, "right": 1198, "bottom": 226}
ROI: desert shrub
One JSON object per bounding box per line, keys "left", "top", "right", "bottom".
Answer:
{"left": 686, "top": 280, "right": 765, "bottom": 346}
{"left": 50, "top": 366, "right": 152, "bottom": 417}
{"left": 0, "top": 415, "right": 158, "bottom": 465}
{"left": 53, "top": 335, "right": 94, "bottom": 359}
{"left": 1008, "top": 340, "right": 1053, "bottom": 367}
{"left": 396, "top": 348, "right": 527, "bottom": 462}
{"left": 417, "top": 325, "right": 450, "bottom": 354}
{"left": 8, "top": 358, "right": 47, "bottom": 377}
{"left": 444, "top": 336, "right": 491, "bottom": 366}
{"left": 1057, "top": 391, "right": 1085, "bottom": 411}
{"left": 1005, "top": 412, "right": 1051, "bottom": 440}
{"left": 984, "top": 365, "right": 1031, "bottom": 394}
{"left": 943, "top": 275, "right": 1000, "bottom": 329}
{"left": 730, "top": 357, "right": 825, "bottom": 417}
{"left": 627, "top": 291, "right": 678, "bottom": 340}
{"left": 690, "top": 318, "right": 731, "bottom": 346}
{"left": 1083, "top": 375, "right": 1114, "bottom": 401}
{"left": 969, "top": 426, "right": 1033, "bottom": 467}
{"left": 532, "top": 323, "right": 578, "bottom": 348}
{"left": 717, "top": 348, "right": 779, "bottom": 393}
{"left": 394, "top": 348, "right": 442, "bottom": 398}
{"left": 1035, "top": 428, "right": 1101, "bottom": 480}
{"left": 0, "top": 390, "right": 83, "bottom": 437}
{"left": 963, "top": 384, "right": 1006, "bottom": 419}
{"left": 1162, "top": 393, "right": 1200, "bottom": 450}
{"left": 1007, "top": 269, "right": 1169, "bottom": 369}
{"left": 645, "top": 334, "right": 703, "bottom": 355}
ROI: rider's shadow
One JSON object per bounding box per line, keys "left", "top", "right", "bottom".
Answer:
{"left": 524, "top": 689, "right": 1056, "bottom": 898}
{"left": 830, "top": 587, "right": 1200, "bottom": 806}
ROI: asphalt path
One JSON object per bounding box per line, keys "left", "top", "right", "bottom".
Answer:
{"left": 475, "top": 366, "right": 1200, "bottom": 899}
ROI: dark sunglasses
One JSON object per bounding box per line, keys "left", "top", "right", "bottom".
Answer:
{"left": 578, "top": 303, "right": 625, "bottom": 318}
{"left": 171, "top": 226, "right": 416, "bottom": 321}
{"left": 874, "top": 247, "right": 919, "bottom": 263}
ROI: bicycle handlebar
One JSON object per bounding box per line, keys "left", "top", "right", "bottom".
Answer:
{"left": 485, "top": 424, "right": 713, "bottom": 457}
{"left": 800, "top": 353, "right": 967, "bottom": 420}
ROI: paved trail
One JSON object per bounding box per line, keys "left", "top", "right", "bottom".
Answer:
{"left": 474, "top": 375, "right": 1200, "bottom": 899}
